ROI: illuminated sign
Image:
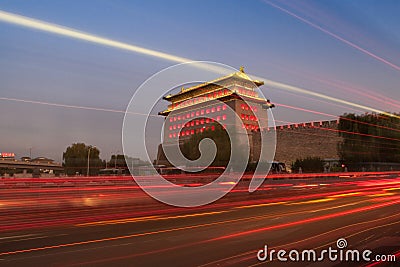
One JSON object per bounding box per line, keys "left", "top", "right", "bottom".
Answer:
{"left": 0, "top": 152, "right": 15, "bottom": 158}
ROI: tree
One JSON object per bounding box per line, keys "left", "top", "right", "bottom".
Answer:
{"left": 338, "top": 112, "right": 400, "bottom": 168}
{"left": 108, "top": 154, "right": 126, "bottom": 169}
{"left": 181, "top": 123, "right": 231, "bottom": 169}
{"left": 63, "top": 143, "right": 103, "bottom": 176}
{"left": 291, "top": 157, "right": 324, "bottom": 173}
{"left": 107, "top": 155, "right": 142, "bottom": 168}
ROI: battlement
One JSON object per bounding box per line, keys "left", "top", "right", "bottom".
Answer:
{"left": 274, "top": 119, "right": 342, "bottom": 168}
{"left": 275, "top": 119, "right": 339, "bottom": 131}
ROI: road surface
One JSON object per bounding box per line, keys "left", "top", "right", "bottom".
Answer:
{"left": 0, "top": 173, "right": 399, "bottom": 266}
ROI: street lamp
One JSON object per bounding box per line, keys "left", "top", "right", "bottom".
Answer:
{"left": 87, "top": 146, "right": 95, "bottom": 177}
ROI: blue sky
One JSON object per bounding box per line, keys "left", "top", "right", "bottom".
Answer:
{"left": 0, "top": 0, "right": 399, "bottom": 161}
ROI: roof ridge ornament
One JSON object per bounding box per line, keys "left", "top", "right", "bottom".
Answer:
{"left": 239, "top": 66, "right": 245, "bottom": 73}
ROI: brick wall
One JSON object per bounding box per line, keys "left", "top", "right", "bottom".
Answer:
{"left": 275, "top": 120, "right": 342, "bottom": 168}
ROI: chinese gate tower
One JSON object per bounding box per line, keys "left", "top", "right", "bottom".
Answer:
{"left": 155, "top": 67, "right": 274, "bottom": 169}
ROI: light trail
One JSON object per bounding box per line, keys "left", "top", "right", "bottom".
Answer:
{"left": 2, "top": 177, "right": 398, "bottom": 265}
{"left": 75, "top": 210, "right": 229, "bottom": 227}
{"left": 5, "top": 95, "right": 398, "bottom": 151}
{"left": 199, "top": 213, "right": 400, "bottom": 267}
{"left": 263, "top": 0, "right": 400, "bottom": 72}
{"left": 248, "top": 219, "right": 400, "bottom": 267}
{"left": 259, "top": 80, "right": 399, "bottom": 119}
{"left": 210, "top": 198, "right": 400, "bottom": 241}
{"left": 269, "top": 60, "right": 400, "bottom": 110}
{"left": 273, "top": 85, "right": 368, "bottom": 116}
{"left": 309, "top": 75, "right": 400, "bottom": 110}
{"left": 0, "top": 10, "right": 398, "bottom": 119}
{"left": 22, "top": 196, "right": 400, "bottom": 266}
{"left": 323, "top": 126, "right": 400, "bottom": 142}
{"left": 0, "top": 10, "right": 191, "bottom": 64}
{"left": 275, "top": 102, "right": 400, "bottom": 133}
{"left": 0, "top": 204, "right": 328, "bottom": 256}
{"left": 3, "top": 97, "right": 399, "bottom": 145}
{"left": 2, "top": 177, "right": 399, "bottom": 232}
{"left": 285, "top": 197, "right": 334, "bottom": 205}
{"left": 0, "top": 97, "right": 161, "bottom": 118}
{"left": 274, "top": 121, "right": 400, "bottom": 151}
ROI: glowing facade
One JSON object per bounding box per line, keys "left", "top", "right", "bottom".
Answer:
{"left": 156, "top": 67, "right": 274, "bottom": 167}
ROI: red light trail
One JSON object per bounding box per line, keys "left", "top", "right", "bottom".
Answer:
{"left": 263, "top": 0, "right": 400, "bottom": 72}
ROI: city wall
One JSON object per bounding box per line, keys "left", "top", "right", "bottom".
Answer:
{"left": 274, "top": 120, "right": 342, "bottom": 168}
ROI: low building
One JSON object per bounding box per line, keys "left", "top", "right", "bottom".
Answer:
{"left": 31, "top": 157, "right": 55, "bottom": 164}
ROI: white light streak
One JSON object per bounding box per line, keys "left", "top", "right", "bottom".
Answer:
{"left": 263, "top": 0, "right": 400, "bottom": 72}
{"left": 0, "top": 10, "right": 191, "bottom": 64}
{"left": 0, "top": 9, "right": 398, "bottom": 118}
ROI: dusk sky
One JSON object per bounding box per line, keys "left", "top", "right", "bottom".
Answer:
{"left": 1, "top": 0, "right": 399, "bottom": 162}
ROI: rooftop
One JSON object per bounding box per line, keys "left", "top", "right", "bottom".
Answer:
{"left": 163, "top": 67, "right": 264, "bottom": 101}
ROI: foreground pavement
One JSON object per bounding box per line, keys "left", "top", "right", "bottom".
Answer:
{"left": 0, "top": 173, "right": 399, "bottom": 266}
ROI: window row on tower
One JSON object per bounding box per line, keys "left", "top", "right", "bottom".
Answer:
{"left": 240, "top": 103, "right": 258, "bottom": 112}
{"left": 169, "top": 104, "right": 228, "bottom": 122}
{"left": 168, "top": 125, "right": 224, "bottom": 138}
{"left": 242, "top": 123, "right": 260, "bottom": 131}
{"left": 240, "top": 113, "right": 258, "bottom": 121}
{"left": 169, "top": 114, "right": 227, "bottom": 130}
{"left": 237, "top": 88, "right": 257, "bottom": 97}
{"left": 171, "top": 90, "right": 231, "bottom": 109}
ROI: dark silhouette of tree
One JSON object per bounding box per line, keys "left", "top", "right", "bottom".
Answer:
{"left": 107, "top": 155, "right": 148, "bottom": 169}
{"left": 108, "top": 154, "right": 126, "bottom": 169}
{"left": 291, "top": 157, "right": 324, "bottom": 173}
{"left": 181, "top": 123, "right": 231, "bottom": 168}
{"left": 63, "top": 143, "right": 103, "bottom": 176}
{"left": 338, "top": 113, "right": 400, "bottom": 167}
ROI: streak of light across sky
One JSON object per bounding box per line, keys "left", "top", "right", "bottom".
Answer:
{"left": 0, "top": 10, "right": 191, "bottom": 64}
{"left": 0, "top": 96, "right": 161, "bottom": 118}
{"left": 263, "top": 0, "right": 400, "bottom": 72}
{"left": 0, "top": 9, "right": 398, "bottom": 119}
{"left": 3, "top": 95, "right": 400, "bottom": 154}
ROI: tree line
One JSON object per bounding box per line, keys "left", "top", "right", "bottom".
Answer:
{"left": 66, "top": 112, "right": 400, "bottom": 175}
{"left": 290, "top": 113, "right": 400, "bottom": 172}
{"left": 63, "top": 143, "right": 148, "bottom": 176}
{"left": 338, "top": 112, "right": 400, "bottom": 168}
